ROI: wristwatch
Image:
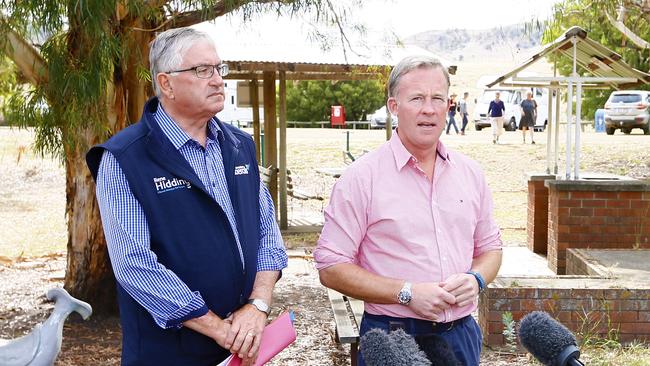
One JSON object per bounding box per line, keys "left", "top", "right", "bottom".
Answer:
{"left": 397, "top": 282, "right": 412, "bottom": 305}
{"left": 247, "top": 298, "right": 270, "bottom": 315}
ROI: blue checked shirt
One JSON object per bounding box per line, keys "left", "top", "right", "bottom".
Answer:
{"left": 95, "top": 105, "right": 287, "bottom": 328}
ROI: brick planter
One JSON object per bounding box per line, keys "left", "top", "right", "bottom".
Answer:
{"left": 545, "top": 179, "right": 650, "bottom": 274}
{"left": 526, "top": 174, "right": 556, "bottom": 255}
{"left": 479, "top": 276, "right": 650, "bottom": 346}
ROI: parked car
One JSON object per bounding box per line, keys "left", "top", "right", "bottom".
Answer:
{"left": 604, "top": 90, "right": 650, "bottom": 135}
{"left": 369, "top": 105, "right": 398, "bottom": 129}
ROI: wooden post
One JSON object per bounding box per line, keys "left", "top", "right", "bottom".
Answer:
{"left": 251, "top": 79, "right": 261, "bottom": 162}
{"left": 278, "top": 71, "right": 288, "bottom": 230}
{"left": 263, "top": 71, "right": 278, "bottom": 212}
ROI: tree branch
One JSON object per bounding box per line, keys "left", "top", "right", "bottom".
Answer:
{"left": 605, "top": 9, "right": 650, "bottom": 49}
{"left": 0, "top": 19, "right": 48, "bottom": 86}
{"left": 161, "top": 0, "right": 283, "bottom": 30}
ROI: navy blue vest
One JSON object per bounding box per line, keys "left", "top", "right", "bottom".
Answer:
{"left": 87, "top": 98, "right": 261, "bottom": 365}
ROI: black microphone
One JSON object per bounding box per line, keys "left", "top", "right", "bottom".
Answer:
{"left": 359, "top": 328, "right": 431, "bottom": 366}
{"left": 518, "top": 311, "right": 585, "bottom": 366}
{"left": 415, "top": 334, "right": 462, "bottom": 366}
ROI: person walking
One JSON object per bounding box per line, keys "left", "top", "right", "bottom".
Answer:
{"left": 86, "top": 27, "right": 287, "bottom": 366}
{"left": 459, "top": 92, "right": 470, "bottom": 135}
{"left": 314, "top": 55, "right": 503, "bottom": 366}
{"left": 446, "top": 93, "right": 459, "bottom": 135}
{"left": 487, "top": 92, "right": 506, "bottom": 144}
{"left": 519, "top": 91, "right": 537, "bottom": 144}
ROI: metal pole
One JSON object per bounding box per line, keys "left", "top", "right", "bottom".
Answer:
{"left": 260, "top": 132, "right": 265, "bottom": 166}
{"left": 546, "top": 85, "right": 554, "bottom": 174}
{"left": 566, "top": 82, "right": 573, "bottom": 180}
{"left": 346, "top": 130, "right": 351, "bottom": 151}
{"left": 574, "top": 82, "right": 582, "bottom": 179}
{"left": 554, "top": 87, "right": 561, "bottom": 175}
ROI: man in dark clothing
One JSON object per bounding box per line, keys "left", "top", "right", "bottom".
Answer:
{"left": 487, "top": 92, "right": 505, "bottom": 144}
{"left": 86, "top": 27, "right": 287, "bottom": 366}
{"left": 519, "top": 91, "right": 537, "bottom": 144}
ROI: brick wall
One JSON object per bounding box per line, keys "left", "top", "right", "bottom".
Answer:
{"left": 545, "top": 180, "right": 650, "bottom": 274}
{"left": 527, "top": 174, "right": 555, "bottom": 254}
{"left": 479, "top": 277, "right": 650, "bottom": 346}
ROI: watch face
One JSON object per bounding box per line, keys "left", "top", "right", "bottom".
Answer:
{"left": 398, "top": 290, "right": 411, "bottom": 305}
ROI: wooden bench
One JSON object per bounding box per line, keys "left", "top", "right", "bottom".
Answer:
{"left": 258, "top": 165, "right": 324, "bottom": 201}
{"left": 327, "top": 288, "right": 364, "bottom": 365}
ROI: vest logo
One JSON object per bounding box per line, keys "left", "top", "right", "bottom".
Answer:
{"left": 234, "top": 164, "right": 250, "bottom": 176}
{"left": 153, "top": 176, "right": 191, "bottom": 194}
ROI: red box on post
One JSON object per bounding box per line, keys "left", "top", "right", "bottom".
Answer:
{"left": 330, "top": 105, "right": 346, "bottom": 127}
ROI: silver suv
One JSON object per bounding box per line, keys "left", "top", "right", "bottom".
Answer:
{"left": 604, "top": 90, "right": 650, "bottom": 135}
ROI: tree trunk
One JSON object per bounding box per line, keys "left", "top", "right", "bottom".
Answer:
{"left": 63, "top": 137, "right": 118, "bottom": 315}
{"left": 62, "top": 24, "right": 149, "bottom": 314}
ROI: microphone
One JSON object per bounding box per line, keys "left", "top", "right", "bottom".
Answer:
{"left": 359, "top": 328, "right": 431, "bottom": 366}
{"left": 518, "top": 311, "right": 585, "bottom": 366}
{"left": 415, "top": 334, "right": 462, "bottom": 366}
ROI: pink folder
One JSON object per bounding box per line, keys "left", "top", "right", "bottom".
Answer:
{"left": 226, "top": 311, "right": 297, "bottom": 366}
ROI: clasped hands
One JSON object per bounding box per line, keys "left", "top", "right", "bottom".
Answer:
{"left": 408, "top": 273, "right": 479, "bottom": 321}
{"left": 215, "top": 304, "right": 267, "bottom": 366}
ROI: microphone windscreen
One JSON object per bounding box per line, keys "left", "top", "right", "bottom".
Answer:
{"left": 360, "top": 328, "right": 400, "bottom": 366}
{"left": 386, "top": 329, "right": 431, "bottom": 366}
{"left": 359, "top": 328, "right": 431, "bottom": 366}
{"left": 518, "top": 311, "right": 578, "bottom": 366}
{"left": 415, "top": 334, "right": 462, "bottom": 366}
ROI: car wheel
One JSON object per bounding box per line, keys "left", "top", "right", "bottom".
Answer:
{"left": 643, "top": 124, "right": 650, "bottom": 135}
{"left": 606, "top": 127, "right": 615, "bottom": 135}
{"left": 508, "top": 118, "right": 517, "bottom": 131}
{"left": 475, "top": 125, "right": 482, "bottom": 131}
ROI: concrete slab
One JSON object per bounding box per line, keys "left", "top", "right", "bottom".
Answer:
{"left": 572, "top": 248, "right": 650, "bottom": 282}
{"left": 498, "top": 247, "right": 555, "bottom": 277}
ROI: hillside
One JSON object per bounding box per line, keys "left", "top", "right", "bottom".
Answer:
{"left": 404, "top": 23, "right": 545, "bottom": 62}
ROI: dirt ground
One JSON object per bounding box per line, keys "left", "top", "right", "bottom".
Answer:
{"left": 1, "top": 126, "right": 649, "bottom": 365}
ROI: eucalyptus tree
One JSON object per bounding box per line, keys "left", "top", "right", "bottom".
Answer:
{"left": 0, "top": 0, "right": 360, "bottom": 314}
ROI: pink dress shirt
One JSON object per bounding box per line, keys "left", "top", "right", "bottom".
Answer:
{"left": 314, "top": 132, "right": 502, "bottom": 322}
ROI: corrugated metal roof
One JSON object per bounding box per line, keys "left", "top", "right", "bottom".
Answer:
{"left": 217, "top": 42, "right": 457, "bottom": 78}
{"left": 486, "top": 26, "right": 650, "bottom": 89}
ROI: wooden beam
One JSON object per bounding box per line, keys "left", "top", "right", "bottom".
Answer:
{"left": 251, "top": 79, "right": 261, "bottom": 162}
{"left": 263, "top": 71, "right": 278, "bottom": 213}
{"left": 225, "top": 71, "right": 385, "bottom": 81}
{"left": 278, "top": 71, "right": 288, "bottom": 230}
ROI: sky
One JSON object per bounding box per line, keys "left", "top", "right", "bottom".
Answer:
{"left": 201, "top": 0, "right": 561, "bottom": 46}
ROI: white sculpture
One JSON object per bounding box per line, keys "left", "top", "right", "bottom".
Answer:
{"left": 0, "top": 287, "right": 93, "bottom": 366}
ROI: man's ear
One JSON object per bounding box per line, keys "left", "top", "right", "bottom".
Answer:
{"left": 387, "top": 98, "right": 398, "bottom": 116}
{"left": 157, "top": 73, "right": 174, "bottom": 100}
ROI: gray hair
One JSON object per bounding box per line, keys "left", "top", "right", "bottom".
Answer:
{"left": 387, "top": 55, "right": 450, "bottom": 98}
{"left": 149, "top": 27, "right": 215, "bottom": 97}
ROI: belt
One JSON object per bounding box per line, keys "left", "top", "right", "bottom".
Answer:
{"left": 363, "top": 312, "right": 471, "bottom": 334}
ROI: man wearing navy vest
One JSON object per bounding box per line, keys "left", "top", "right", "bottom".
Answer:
{"left": 86, "top": 27, "right": 287, "bottom": 366}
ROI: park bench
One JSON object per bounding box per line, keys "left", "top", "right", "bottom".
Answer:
{"left": 258, "top": 165, "right": 324, "bottom": 201}
{"left": 326, "top": 288, "right": 364, "bottom": 366}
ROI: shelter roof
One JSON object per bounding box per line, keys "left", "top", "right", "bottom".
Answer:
{"left": 218, "top": 42, "right": 457, "bottom": 80}
{"left": 486, "top": 26, "right": 650, "bottom": 89}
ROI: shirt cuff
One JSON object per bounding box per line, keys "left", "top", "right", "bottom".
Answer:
{"left": 164, "top": 291, "right": 208, "bottom": 329}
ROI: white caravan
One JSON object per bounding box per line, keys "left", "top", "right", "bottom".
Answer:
{"left": 473, "top": 76, "right": 550, "bottom": 132}
{"left": 216, "top": 80, "right": 264, "bottom": 127}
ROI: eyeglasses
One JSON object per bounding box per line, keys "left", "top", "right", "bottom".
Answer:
{"left": 166, "top": 63, "right": 229, "bottom": 79}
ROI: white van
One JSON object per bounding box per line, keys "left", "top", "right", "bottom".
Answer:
{"left": 216, "top": 80, "right": 264, "bottom": 127}
{"left": 473, "top": 87, "right": 549, "bottom": 132}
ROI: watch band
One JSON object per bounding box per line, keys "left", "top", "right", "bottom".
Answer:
{"left": 247, "top": 298, "right": 270, "bottom": 315}
{"left": 466, "top": 270, "right": 486, "bottom": 292}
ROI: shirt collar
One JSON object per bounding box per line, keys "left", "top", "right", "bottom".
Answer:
{"left": 153, "top": 104, "right": 222, "bottom": 150}
{"left": 389, "top": 130, "right": 451, "bottom": 170}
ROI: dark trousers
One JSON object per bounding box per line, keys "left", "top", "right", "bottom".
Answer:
{"left": 357, "top": 312, "right": 482, "bottom": 366}
{"left": 447, "top": 114, "right": 459, "bottom": 134}
{"left": 461, "top": 113, "right": 469, "bottom": 132}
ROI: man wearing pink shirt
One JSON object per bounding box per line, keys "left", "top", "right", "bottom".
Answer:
{"left": 314, "top": 55, "right": 502, "bottom": 366}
